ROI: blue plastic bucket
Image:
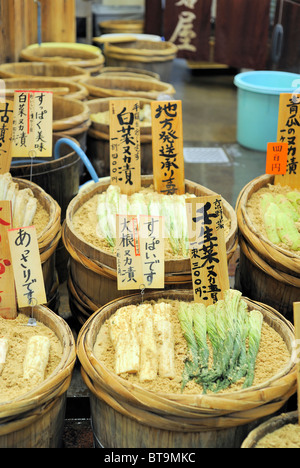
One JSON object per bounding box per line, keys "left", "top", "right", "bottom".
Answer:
{"left": 234, "top": 70, "right": 300, "bottom": 151}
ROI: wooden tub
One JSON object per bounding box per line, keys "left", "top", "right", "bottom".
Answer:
{"left": 77, "top": 289, "right": 296, "bottom": 448}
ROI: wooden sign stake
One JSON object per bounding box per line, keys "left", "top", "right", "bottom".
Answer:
{"left": 109, "top": 99, "right": 141, "bottom": 196}
{"left": 0, "top": 100, "right": 14, "bottom": 174}
{"left": 0, "top": 201, "right": 17, "bottom": 319}
{"left": 151, "top": 100, "right": 185, "bottom": 195}
{"left": 185, "top": 195, "right": 229, "bottom": 305}
{"left": 293, "top": 302, "right": 300, "bottom": 425}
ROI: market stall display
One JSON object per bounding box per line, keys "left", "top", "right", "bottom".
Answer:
{"left": 63, "top": 176, "right": 238, "bottom": 325}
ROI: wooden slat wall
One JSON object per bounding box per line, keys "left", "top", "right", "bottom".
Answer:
{"left": 0, "top": 0, "right": 38, "bottom": 63}
{"left": 0, "top": 0, "right": 76, "bottom": 64}
{"left": 40, "top": 0, "right": 76, "bottom": 43}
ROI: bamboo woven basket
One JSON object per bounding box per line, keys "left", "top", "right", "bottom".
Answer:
{"left": 15, "top": 178, "right": 61, "bottom": 311}
{"left": 99, "top": 19, "right": 144, "bottom": 35}
{"left": 241, "top": 411, "right": 298, "bottom": 448}
{"left": 86, "top": 97, "right": 152, "bottom": 177}
{"left": 99, "top": 66, "right": 160, "bottom": 81}
{"left": 20, "top": 43, "right": 105, "bottom": 74}
{"left": 0, "top": 62, "right": 90, "bottom": 82}
{"left": 0, "top": 304, "right": 76, "bottom": 448}
{"left": 79, "top": 75, "right": 176, "bottom": 100}
{"left": 235, "top": 174, "right": 300, "bottom": 320}
{"left": 103, "top": 40, "right": 177, "bottom": 81}
{"left": 77, "top": 289, "right": 297, "bottom": 448}
{"left": 2, "top": 77, "right": 88, "bottom": 101}
{"left": 62, "top": 176, "right": 238, "bottom": 325}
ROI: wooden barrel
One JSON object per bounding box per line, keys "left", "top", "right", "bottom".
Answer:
{"left": 10, "top": 134, "right": 81, "bottom": 220}
{"left": 0, "top": 62, "right": 90, "bottom": 82}
{"left": 99, "top": 19, "right": 144, "bottom": 35}
{"left": 79, "top": 75, "right": 176, "bottom": 100}
{"left": 52, "top": 96, "right": 91, "bottom": 151}
{"left": 77, "top": 289, "right": 296, "bottom": 448}
{"left": 103, "top": 40, "right": 178, "bottom": 82}
{"left": 86, "top": 97, "right": 152, "bottom": 177}
{"left": 1, "top": 76, "right": 88, "bottom": 101}
{"left": 241, "top": 411, "right": 298, "bottom": 448}
{"left": 0, "top": 304, "right": 76, "bottom": 448}
{"left": 20, "top": 43, "right": 105, "bottom": 75}
{"left": 235, "top": 174, "right": 300, "bottom": 322}
{"left": 63, "top": 176, "right": 238, "bottom": 325}
{"left": 15, "top": 178, "right": 61, "bottom": 312}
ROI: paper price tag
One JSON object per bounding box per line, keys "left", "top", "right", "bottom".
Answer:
{"left": 116, "top": 214, "right": 144, "bottom": 290}
{"left": 8, "top": 226, "right": 46, "bottom": 308}
{"left": 0, "top": 201, "right": 17, "bottom": 319}
{"left": 109, "top": 99, "right": 141, "bottom": 195}
{"left": 185, "top": 195, "right": 229, "bottom": 305}
{"left": 151, "top": 100, "right": 185, "bottom": 195}
{"left": 11, "top": 90, "right": 53, "bottom": 158}
{"left": 116, "top": 214, "right": 165, "bottom": 290}
{"left": 266, "top": 142, "right": 288, "bottom": 175}
{"left": 139, "top": 215, "right": 164, "bottom": 289}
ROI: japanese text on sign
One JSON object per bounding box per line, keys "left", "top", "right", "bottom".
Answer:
{"left": 266, "top": 142, "right": 288, "bottom": 175}
{"left": 151, "top": 100, "right": 185, "bottom": 195}
{"left": 0, "top": 100, "right": 13, "bottom": 174}
{"left": 139, "top": 215, "right": 164, "bottom": 289}
{"left": 0, "top": 202, "right": 17, "bottom": 319}
{"left": 186, "top": 195, "right": 229, "bottom": 305}
{"left": 8, "top": 226, "right": 46, "bottom": 308}
{"left": 12, "top": 90, "right": 53, "bottom": 158}
{"left": 116, "top": 214, "right": 164, "bottom": 291}
{"left": 275, "top": 93, "right": 300, "bottom": 188}
{"left": 116, "top": 214, "right": 143, "bottom": 290}
{"left": 110, "top": 99, "right": 141, "bottom": 195}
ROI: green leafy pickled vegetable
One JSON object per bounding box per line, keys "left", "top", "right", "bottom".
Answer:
{"left": 243, "top": 309, "right": 263, "bottom": 388}
{"left": 177, "top": 289, "right": 264, "bottom": 394}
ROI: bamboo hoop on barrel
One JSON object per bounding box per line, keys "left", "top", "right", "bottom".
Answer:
{"left": 20, "top": 44, "right": 105, "bottom": 70}
{"left": 79, "top": 75, "right": 176, "bottom": 100}
{"left": 77, "top": 289, "right": 296, "bottom": 434}
{"left": 103, "top": 40, "right": 178, "bottom": 62}
{"left": 0, "top": 62, "right": 90, "bottom": 82}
